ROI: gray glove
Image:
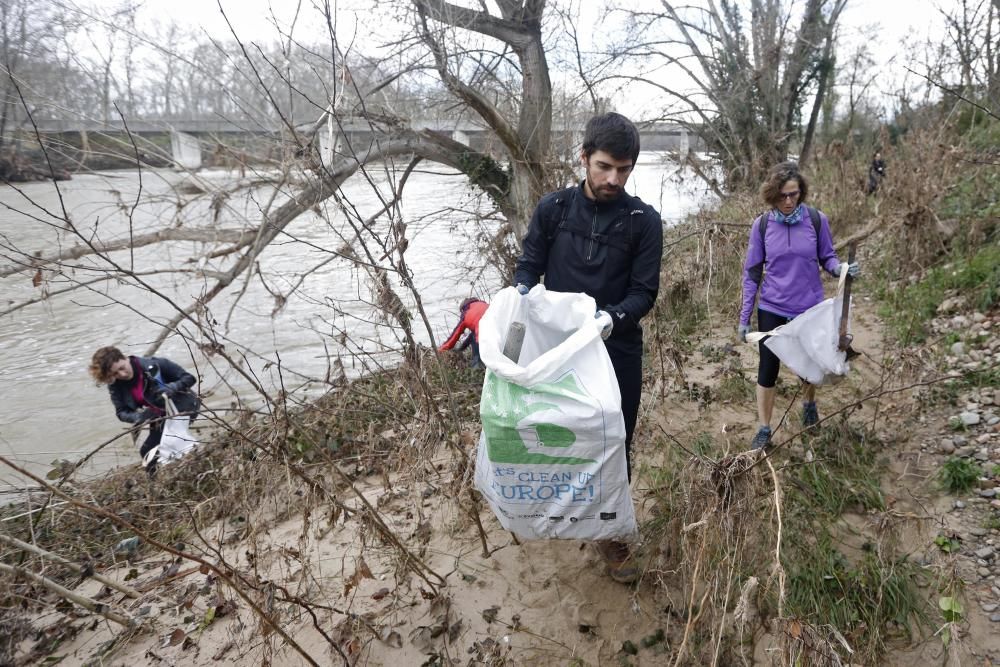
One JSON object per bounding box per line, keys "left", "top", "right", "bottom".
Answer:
{"left": 135, "top": 408, "right": 155, "bottom": 424}
{"left": 596, "top": 311, "right": 613, "bottom": 340}
{"left": 833, "top": 262, "right": 860, "bottom": 278}
{"left": 738, "top": 324, "right": 751, "bottom": 343}
{"left": 515, "top": 283, "right": 529, "bottom": 295}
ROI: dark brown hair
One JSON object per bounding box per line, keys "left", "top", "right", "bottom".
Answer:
{"left": 759, "top": 161, "right": 809, "bottom": 208}
{"left": 89, "top": 346, "right": 126, "bottom": 384}
{"left": 582, "top": 112, "right": 640, "bottom": 163}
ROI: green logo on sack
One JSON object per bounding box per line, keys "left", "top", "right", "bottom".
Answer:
{"left": 481, "top": 371, "right": 596, "bottom": 465}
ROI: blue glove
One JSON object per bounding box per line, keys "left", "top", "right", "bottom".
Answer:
{"left": 595, "top": 310, "right": 613, "bottom": 340}
{"left": 738, "top": 324, "right": 751, "bottom": 343}
{"left": 834, "top": 262, "right": 860, "bottom": 278}
{"left": 515, "top": 284, "right": 529, "bottom": 296}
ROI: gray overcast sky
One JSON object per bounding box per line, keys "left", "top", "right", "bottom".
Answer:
{"left": 126, "top": 0, "right": 946, "bottom": 54}
{"left": 116, "top": 0, "right": 947, "bottom": 117}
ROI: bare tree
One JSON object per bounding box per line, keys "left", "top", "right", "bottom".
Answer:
{"left": 407, "top": 0, "right": 554, "bottom": 236}
{"left": 0, "top": 0, "right": 70, "bottom": 151}
{"left": 1, "top": 1, "right": 570, "bottom": 356}
{"left": 939, "top": 0, "right": 1000, "bottom": 102}
{"left": 616, "top": 0, "right": 847, "bottom": 189}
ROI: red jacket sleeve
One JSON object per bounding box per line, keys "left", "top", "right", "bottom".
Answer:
{"left": 439, "top": 317, "right": 469, "bottom": 350}
{"left": 439, "top": 301, "right": 488, "bottom": 350}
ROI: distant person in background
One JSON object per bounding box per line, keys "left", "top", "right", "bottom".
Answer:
{"left": 89, "top": 346, "right": 200, "bottom": 476}
{"left": 439, "top": 298, "right": 488, "bottom": 368}
{"left": 866, "top": 151, "right": 886, "bottom": 195}
{"left": 738, "top": 162, "right": 859, "bottom": 450}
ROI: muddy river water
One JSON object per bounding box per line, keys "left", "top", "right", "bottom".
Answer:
{"left": 0, "top": 154, "right": 712, "bottom": 492}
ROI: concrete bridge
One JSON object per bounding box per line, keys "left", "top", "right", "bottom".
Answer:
{"left": 30, "top": 117, "right": 701, "bottom": 170}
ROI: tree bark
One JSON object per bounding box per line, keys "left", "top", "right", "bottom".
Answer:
{"left": 799, "top": 31, "right": 836, "bottom": 167}
{"left": 412, "top": 0, "right": 552, "bottom": 239}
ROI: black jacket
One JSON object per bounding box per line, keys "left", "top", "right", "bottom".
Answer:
{"left": 513, "top": 183, "right": 663, "bottom": 352}
{"left": 109, "top": 356, "right": 200, "bottom": 424}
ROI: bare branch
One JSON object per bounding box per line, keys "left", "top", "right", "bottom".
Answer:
{"left": 1, "top": 227, "right": 258, "bottom": 278}
{"left": 413, "top": 0, "right": 533, "bottom": 47}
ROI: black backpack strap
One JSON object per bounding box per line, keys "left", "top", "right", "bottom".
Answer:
{"left": 626, "top": 207, "right": 645, "bottom": 254}
{"left": 758, "top": 210, "right": 768, "bottom": 263}
{"left": 543, "top": 189, "right": 642, "bottom": 255}
{"left": 542, "top": 187, "right": 574, "bottom": 241}
{"left": 806, "top": 206, "right": 822, "bottom": 257}
{"left": 556, "top": 205, "right": 640, "bottom": 255}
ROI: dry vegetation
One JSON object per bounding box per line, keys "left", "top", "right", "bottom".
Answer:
{"left": 2, "top": 109, "right": 999, "bottom": 665}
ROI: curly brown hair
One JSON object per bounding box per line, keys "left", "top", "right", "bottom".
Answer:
{"left": 89, "top": 346, "right": 126, "bottom": 384}
{"left": 759, "top": 161, "right": 809, "bottom": 208}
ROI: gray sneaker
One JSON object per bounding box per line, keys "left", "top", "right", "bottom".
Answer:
{"left": 750, "top": 426, "right": 772, "bottom": 450}
{"left": 802, "top": 401, "right": 819, "bottom": 428}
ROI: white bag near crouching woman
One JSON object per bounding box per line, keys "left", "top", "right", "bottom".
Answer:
{"left": 473, "top": 285, "right": 637, "bottom": 542}
{"left": 746, "top": 263, "right": 852, "bottom": 386}
{"left": 142, "top": 397, "right": 198, "bottom": 469}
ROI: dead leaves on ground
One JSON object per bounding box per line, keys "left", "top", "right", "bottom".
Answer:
{"left": 343, "top": 557, "right": 374, "bottom": 597}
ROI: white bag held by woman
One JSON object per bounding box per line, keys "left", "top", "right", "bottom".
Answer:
{"left": 474, "top": 285, "right": 637, "bottom": 541}
{"left": 143, "top": 397, "right": 198, "bottom": 468}
{"left": 746, "top": 264, "right": 852, "bottom": 386}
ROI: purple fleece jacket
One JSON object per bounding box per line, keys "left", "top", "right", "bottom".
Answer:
{"left": 739, "top": 208, "right": 841, "bottom": 325}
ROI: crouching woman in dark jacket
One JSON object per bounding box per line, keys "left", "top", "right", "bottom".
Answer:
{"left": 89, "top": 346, "right": 200, "bottom": 474}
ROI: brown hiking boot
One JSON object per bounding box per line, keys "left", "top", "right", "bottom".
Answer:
{"left": 596, "top": 540, "right": 640, "bottom": 584}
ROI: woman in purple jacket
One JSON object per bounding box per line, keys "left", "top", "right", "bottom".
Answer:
{"left": 738, "top": 162, "right": 859, "bottom": 450}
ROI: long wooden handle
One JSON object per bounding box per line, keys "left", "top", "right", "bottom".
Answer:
{"left": 838, "top": 243, "right": 856, "bottom": 350}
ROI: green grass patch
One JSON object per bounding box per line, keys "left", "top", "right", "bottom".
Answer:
{"left": 937, "top": 458, "right": 982, "bottom": 494}
{"left": 690, "top": 432, "right": 716, "bottom": 456}
{"left": 777, "top": 420, "right": 928, "bottom": 660}
{"left": 942, "top": 331, "right": 963, "bottom": 347}
{"left": 958, "top": 367, "right": 1000, "bottom": 390}
{"left": 921, "top": 368, "right": 1000, "bottom": 407}
{"left": 716, "top": 370, "right": 755, "bottom": 403}
{"left": 876, "top": 244, "right": 1000, "bottom": 344}
{"left": 786, "top": 540, "right": 927, "bottom": 653}
{"left": 787, "top": 420, "right": 885, "bottom": 516}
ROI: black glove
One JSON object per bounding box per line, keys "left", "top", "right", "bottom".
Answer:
{"left": 134, "top": 408, "right": 155, "bottom": 424}
{"left": 161, "top": 381, "right": 181, "bottom": 398}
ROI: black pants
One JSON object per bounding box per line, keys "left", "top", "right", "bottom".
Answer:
{"left": 139, "top": 423, "right": 162, "bottom": 460}
{"left": 608, "top": 349, "right": 642, "bottom": 482}
{"left": 470, "top": 339, "right": 483, "bottom": 369}
{"left": 757, "top": 308, "right": 795, "bottom": 388}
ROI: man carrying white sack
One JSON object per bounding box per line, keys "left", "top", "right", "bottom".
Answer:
{"left": 512, "top": 112, "right": 664, "bottom": 583}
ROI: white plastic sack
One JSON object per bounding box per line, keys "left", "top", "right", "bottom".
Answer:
{"left": 142, "top": 398, "right": 198, "bottom": 468}
{"left": 746, "top": 265, "right": 852, "bottom": 386}
{"left": 474, "top": 285, "right": 637, "bottom": 541}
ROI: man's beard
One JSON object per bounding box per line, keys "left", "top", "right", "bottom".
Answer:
{"left": 586, "top": 174, "right": 622, "bottom": 202}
